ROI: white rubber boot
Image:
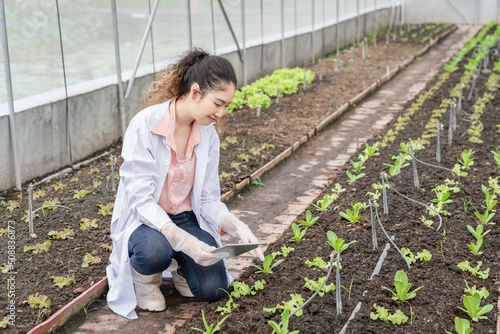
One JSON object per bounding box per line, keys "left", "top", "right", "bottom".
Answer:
{"left": 131, "top": 268, "right": 166, "bottom": 311}
{"left": 172, "top": 268, "right": 195, "bottom": 298}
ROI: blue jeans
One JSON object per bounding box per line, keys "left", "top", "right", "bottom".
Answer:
{"left": 128, "top": 211, "right": 228, "bottom": 302}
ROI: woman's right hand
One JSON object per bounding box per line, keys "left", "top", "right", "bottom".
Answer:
{"left": 161, "top": 221, "right": 229, "bottom": 266}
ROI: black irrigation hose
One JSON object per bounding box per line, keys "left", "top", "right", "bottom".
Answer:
{"left": 271, "top": 252, "right": 336, "bottom": 334}
{"left": 55, "top": 0, "right": 73, "bottom": 168}
{"left": 407, "top": 143, "right": 460, "bottom": 184}
{"left": 383, "top": 173, "right": 443, "bottom": 231}
{"left": 372, "top": 199, "right": 410, "bottom": 268}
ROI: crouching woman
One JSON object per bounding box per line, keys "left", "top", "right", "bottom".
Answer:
{"left": 106, "top": 48, "right": 264, "bottom": 319}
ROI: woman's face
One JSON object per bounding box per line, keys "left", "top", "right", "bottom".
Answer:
{"left": 191, "top": 83, "right": 235, "bottom": 126}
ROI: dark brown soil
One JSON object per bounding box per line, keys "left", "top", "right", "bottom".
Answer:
{"left": 175, "top": 29, "right": 500, "bottom": 333}
{"left": 0, "top": 24, "right": 462, "bottom": 333}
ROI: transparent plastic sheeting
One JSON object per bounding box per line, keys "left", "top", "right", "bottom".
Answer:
{"left": 0, "top": 0, "right": 398, "bottom": 104}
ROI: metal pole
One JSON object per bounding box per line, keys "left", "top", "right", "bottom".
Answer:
{"left": 401, "top": 0, "right": 405, "bottom": 28}
{"left": 322, "top": 0, "right": 325, "bottom": 57}
{"left": 242, "top": 0, "right": 247, "bottom": 85}
{"left": 294, "top": 0, "right": 297, "bottom": 66}
{"left": 211, "top": 0, "right": 216, "bottom": 54}
{"left": 356, "top": 0, "right": 360, "bottom": 44}
{"left": 281, "top": 0, "right": 285, "bottom": 68}
{"left": 187, "top": 0, "right": 192, "bottom": 49}
{"left": 111, "top": 0, "right": 127, "bottom": 138}
{"left": 497, "top": 0, "right": 500, "bottom": 23}
{"left": 335, "top": 0, "right": 339, "bottom": 72}
{"left": 311, "top": 0, "right": 315, "bottom": 64}
{"left": 261, "top": 0, "right": 264, "bottom": 75}
{"left": 1, "top": 0, "right": 22, "bottom": 190}
{"left": 148, "top": 0, "right": 155, "bottom": 74}
{"left": 124, "top": 0, "right": 160, "bottom": 99}
{"left": 476, "top": 0, "right": 480, "bottom": 24}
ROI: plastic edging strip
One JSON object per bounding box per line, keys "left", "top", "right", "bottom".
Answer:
{"left": 27, "top": 277, "right": 108, "bottom": 334}
{"left": 27, "top": 24, "right": 457, "bottom": 334}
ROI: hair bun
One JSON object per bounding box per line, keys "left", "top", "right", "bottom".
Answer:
{"left": 186, "top": 48, "right": 209, "bottom": 68}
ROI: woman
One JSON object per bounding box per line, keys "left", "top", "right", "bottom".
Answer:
{"left": 106, "top": 49, "right": 264, "bottom": 319}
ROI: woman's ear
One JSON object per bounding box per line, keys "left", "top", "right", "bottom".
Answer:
{"left": 191, "top": 84, "right": 201, "bottom": 100}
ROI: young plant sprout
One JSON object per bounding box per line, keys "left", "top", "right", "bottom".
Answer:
{"left": 311, "top": 194, "right": 335, "bottom": 212}
{"left": 326, "top": 231, "right": 357, "bottom": 254}
{"left": 346, "top": 170, "right": 366, "bottom": 183}
{"left": 191, "top": 310, "right": 229, "bottom": 334}
{"left": 303, "top": 276, "right": 335, "bottom": 297}
{"left": 250, "top": 254, "right": 283, "bottom": 274}
{"left": 214, "top": 291, "right": 239, "bottom": 315}
{"left": 458, "top": 149, "right": 475, "bottom": 169}
{"left": 268, "top": 308, "right": 299, "bottom": 334}
{"left": 370, "top": 304, "right": 408, "bottom": 325}
{"left": 297, "top": 210, "right": 318, "bottom": 228}
{"left": 339, "top": 205, "right": 361, "bottom": 224}
{"left": 350, "top": 160, "right": 365, "bottom": 173}
{"left": 481, "top": 185, "right": 497, "bottom": 211}
{"left": 290, "top": 223, "right": 306, "bottom": 242}
{"left": 382, "top": 271, "right": 425, "bottom": 302}
{"left": 458, "top": 293, "right": 493, "bottom": 322}
{"left": 457, "top": 261, "right": 490, "bottom": 279}
{"left": 445, "top": 317, "right": 473, "bottom": 334}
{"left": 263, "top": 293, "right": 305, "bottom": 317}
{"left": 363, "top": 143, "right": 380, "bottom": 157}
{"left": 463, "top": 280, "right": 489, "bottom": 299}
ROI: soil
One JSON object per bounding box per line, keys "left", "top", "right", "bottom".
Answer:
{"left": 0, "top": 24, "right": 474, "bottom": 333}
{"left": 174, "top": 28, "right": 500, "bottom": 333}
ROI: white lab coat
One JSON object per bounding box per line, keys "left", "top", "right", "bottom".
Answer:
{"left": 106, "top": 99, "right": 231, "bottom": 319}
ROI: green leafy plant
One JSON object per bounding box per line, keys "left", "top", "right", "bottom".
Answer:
{"left": 97, "top": 203, "right": 113, "bottom": 216}
{"left": 473, "top": 209, "right": 495, "bottom": 225}
{"left": 268, "top": 308, "right": 300, "bottom": 334}
{"left": 82, "top": 253, "right": 101, "bottom": 267}
{"left": 290, "top": 223, "right": 306, "bottom": 242}
{"left": 0, "top": 316, "right": 9, "bottom": 329}
{"left": 3, "top": 200, "right": 19, "bottom": 213}
{"left": 339, "top": 205, "right": 361, "bottom": 223}
{"left": 230, "top": 279, "right": 266, "bottom": 298}
{"left": 51, "top": 181, "right": 67, "bottom": 191}
{"left": 73, "top": 189, "right": 90, "bottom": 199}
{"left": 263, "top": 293, "right": 305, "bottom": 317}
{"left": 382, "top": 270, "right": 425, "bottom": 301}
{"left": 463, "top": 280, "right": 489, "bottom": 299}
{"left": 33, "top": 189, "right": 45, "bottom": 199}
{"left": 48, "top": 228, "right": 75, "bottom": 240}
{"left": 457, "top": 261, "right": 489, "bottom": 279}
{"left": 272, "top": 245, "right": 295, "bottom": 258}
{"left": 261, "top": 143, "right": 275, "bottom": 150}
{"left": 445, "top": 317, "right": 473, "bottom": 334}
{"left": 0, "top": 263, "right": 11, "bottom": 274}
{"left": 80, "top": 218, "right": 100, "bottom": 230}
{"left": 467, "top": 238, "right": 483, "bottom": 256}
{"left": 191, "top": 310, "right": 229, "bottom": 334}
{"left": 224, "top": 136, "right": 238, "bottom": 145}
{"left": 481, "top": 185, "right": 497, "bottom": 211}
{"left": 93, "top": 179, "right": 102, "bottom": 188}
{"left": 250, "top": 254, "right": 284, "bottom": 274}
{"left": 24, "top": 292, "right": 51, "bottom": 309}
{"left": 326, "top": 231, "right": 357, "bottom": 253}
{"left": 303, "top": 276, "right": 335, "bottom": 297}
{"left": 346, "top": 170, "right": 366, "bottom": 183}
{"left": 305, "top": 257, "right": 339, "bottom": 271}
{"left": 432, "top": 190, "right": 452, "bottom": 205}
{"left": 24, "top": 241, "right": 51, "bottom": 254}
{"left": 364, "top": 143, "right": 380, "bottom": 157}
{"left": 401, "top": 248, "right": 432, "bottom": 265}
{"left": 297, "top": 210, "right": 318, "bottom": 228}
{"left": 101, "top": 243, "right": 113, "bottom": 251}
{"left": 350, "top": 160, "right": 365, "bottom": 172}
{"left": 458, "top": 149, "right": 475, "bottom": 169}
{"left": 311, "top": 194, "right": 335, "bottom": 212}
{"left": 50, "top": 274, "right": 75, "bottom": 288}
{"left": 458, "top": 292, "right": 493, "bottom": 322}
{"left": 370, "top": 304, "right": 408, "bottom": 325}
{"left": 252, "top": 177, "right": 265, "bottom": 187}
{"left": 419, "top": 215, "right": 434, "bottom": 228}
{"left": 215, "top": 291, "right": 239, "bottom": 315}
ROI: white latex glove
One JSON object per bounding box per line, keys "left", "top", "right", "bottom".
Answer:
{"left": 160, "top": 221, "right": 229, "bottom": 266}
{"left": 218, "top": 212, "right": 265, "bottom": 261}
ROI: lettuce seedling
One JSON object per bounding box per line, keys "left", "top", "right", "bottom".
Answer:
{"left": 457, "top": 261, "right": 490, "bottom": 279}
{"left": 101, "top": 244, "right": 113, "bottom": 251}
{"left": 339, "top": 205, "right": 361, "bottom": 224}
{"left": 305, "top": 257, "right": 341, "bottom": 271}
{"left": 50, "top": 274, "right": 75, "bottom": 288}
{"left": 445, "top": 317, "right": 473, "bottom": 334}
{"left": 215, "top": 292, "right": 239, "bottom": 315}
{"left": 401, "top": 248, "right": 432, "bottom": 265}
{"left": 297, "top": 210, "right": 319, "bottom": 228}
{"left": 467, "top": 225, "right": 490, "bottom": 240}
{"left": 346, "top": 170, "right": 366, "bottom": 183}
{"left": 191, "top": 310, "right": 229, "bottom": 334}
{"left": 24, "top": 241, "right": 51, "bottom": 254}
{"left": 0, "top": 263, "right": 10, "bottom": 274}
{"left": 458, "top": 149, "right": 475, "bottom": 169}
{"left": 272, "top": 245, "right": 294, "bottom": 258}
{"left": 0, "top": 316, "right": 9, "bottom": 329}
{"left": 82, "top": 253, "right": 101, "bottom": 267}
{"left": 370, "top": 304, "right": 408, "bottom": 325}
{"left": 463, "top": 280, "right": 489, "bottom": 299}
{"left": 230, "top": 279, "right": 266, "bottom": 298}
{"left": 382, "top": 270, "right": 424, "bottom": 302}
{"left": 250, "top": 254, "right": 283, "bottom": 274}
{"left": 303, "top": 277, "right": 335, "bottom": 297}
{"left": 467, "top": 239, "right": 483, "bottom": 255}
{"left": 51, "top": 181, "right": 66, "bottom": 191}
{"left": 364, "top": 143, "right": 380, "bottom": 157}
{"left": 458, "top": 292, "right": 493, "bottom": 322}
{"left": 326, "top": 231, "right": 356, "bottom": 254}
{"left": 48, "top": 228, "right": 75, "bottom": 240}
{"left": 268, "top": 308, "right": 299, "bottom": 334}
{"left": 97, "top": 203, "right": 114, "bottom": 216}
{"left": 73, "top": 190, "right": 90, "bottom": 199}
{"left": 80, "top": 218, "right": 100, "bottom": 230}
{"left": 481, "top": 185, "right": 497, "bottom": 211}
{"left": 432, "top": 190, "right": 452, "bottom": 205}
{"left": 263, "top": 294, "right": 305, "bottom": 316}
{"left": 311, "top": 194, "right": 335, "bottom": 212}
{"left": 24, "top": 292, "right": 51, "bottom": 309}
{"left": 290, "top": 224, "right": 306, "bottom": 242}
{"left": 473, "top": 209, "right": 494, "bottom": 225}
{"left": 350, "top": 160, "right": 365, "bottom": 173}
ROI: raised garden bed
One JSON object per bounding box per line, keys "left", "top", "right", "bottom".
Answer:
{"left": 0, "top": 23, "right": 459, "bottom": 332}
{"left": 175, "top": 24, "right": 500, "bottom": 333}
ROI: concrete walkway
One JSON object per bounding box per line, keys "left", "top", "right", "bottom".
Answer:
{"left": 60, "top": 25, "right": 481, "bottom": 334}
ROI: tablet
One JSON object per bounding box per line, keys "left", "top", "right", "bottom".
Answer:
{"left": 210, "top": 242, "right": 267, "bottom": 257}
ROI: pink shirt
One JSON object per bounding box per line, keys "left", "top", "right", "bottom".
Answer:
{"left": 152, "top": 99, "right": 200, "bottom": 215}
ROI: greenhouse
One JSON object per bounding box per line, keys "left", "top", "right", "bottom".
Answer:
{"left": 0, "top": 0, "right": 499, "bottom": 333}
